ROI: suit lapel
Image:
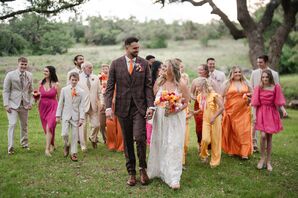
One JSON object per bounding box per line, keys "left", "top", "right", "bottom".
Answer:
{"left": 131, "top": 57, "right": 141, "bottom": 86}
{"left": 120, "top": 56, "right": 132, "bottom": 84}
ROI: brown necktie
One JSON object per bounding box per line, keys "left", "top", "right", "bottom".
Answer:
{"left": 20, "top": 73, "right": 24, "bottom": 90}
{"left": 129, "top": 59, "right": 133, "bottom": 75}
{"left": 87, "top": 76, "right": 91, "bottom": 90}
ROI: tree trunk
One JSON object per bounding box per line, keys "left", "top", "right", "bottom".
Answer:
{"left": 246, "top": 30, "right": 265, "bottom": 69}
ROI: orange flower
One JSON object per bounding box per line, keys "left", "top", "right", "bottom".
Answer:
{"left": 71, "top": 88, "right": 77, "bottom": 97}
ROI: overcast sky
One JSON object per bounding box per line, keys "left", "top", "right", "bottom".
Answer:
{"left": 7, "top": 0, "right": 267, "bottom": 24}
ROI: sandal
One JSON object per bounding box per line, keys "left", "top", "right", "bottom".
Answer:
{"left": 70, "top": 154, "right": 78, "bottom": 162}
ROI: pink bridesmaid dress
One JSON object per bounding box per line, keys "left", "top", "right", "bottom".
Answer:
{"left": 251, "top": 84, "right": 286, "bottom": 134}
{"left": 38, "top": 85, "right": 58, "bottom": 146}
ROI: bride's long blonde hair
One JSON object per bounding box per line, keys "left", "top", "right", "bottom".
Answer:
{"left": 157, "top": 59, "right": 181, "bottom": 88}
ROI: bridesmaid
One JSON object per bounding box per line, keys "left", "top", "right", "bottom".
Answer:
{"left": 251, "top": 69, "right": 287, "bottom": 171}
{"left": 190, "top": 64, "right": 214, "bottom": 154}
{"left": 37, "top": 66, "right": 59, "bottom": 156}
{"left": 146, "top": 61, "right": 163, "bottom": 145}
{"left": 221, "top": 66, "right": 253, "bottom": 159}
{"left": 196, "top": 77, "right": 224, "bottom": 168}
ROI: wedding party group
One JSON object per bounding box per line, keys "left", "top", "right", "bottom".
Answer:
{"left": 3, "top": 36, "right": 287, "bottom": 190}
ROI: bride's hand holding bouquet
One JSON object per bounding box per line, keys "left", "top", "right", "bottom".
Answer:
{"left": 154, "top": 90, "right": 184, "bottom": 117}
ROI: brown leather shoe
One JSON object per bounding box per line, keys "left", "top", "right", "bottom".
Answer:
{"left": 64, "top": 145, "right": 70, "bottom": 157}
{"left": 127, "top": 175, "right": 137, "bottom": 186}
{"left": 140, "top": 169, "right": 149, "bottom": 185}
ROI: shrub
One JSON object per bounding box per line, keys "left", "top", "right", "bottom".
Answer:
{"left": 145, "top": 37, "right": 167, "bottom": 49}
{"left": 0, "top": 29, "right": 28, "bottom": 56}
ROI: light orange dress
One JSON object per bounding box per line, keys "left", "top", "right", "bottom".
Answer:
{"left": 182, "top": 106, "right": 190, "bottom": 165}
{"left": 106, "top": 89, "right": 124, "bottom": 152}
{"left": 222, "top": 82, "right": 252, "bottom": 157}
{"left": 106, "top": 116, "right": 124, "bottom": 152}
{"left": 197, "top": 92, "right": 222, "bottom": 167}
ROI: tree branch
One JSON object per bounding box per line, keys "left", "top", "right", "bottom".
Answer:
{"left": 181, "top": 0, "right": 208, "bottom": 6}
{"left": 258, "top": 0, "right": 281, "bottom": 33}
{"left": 236, "top": 0, "right": 257, "bottom": 31}
{"left": 0, "top": 0, "right": 85, "bottom": 20}
{"left": 207, "top": 0, "right": 245, "bottom": 39}
{"left": 268, "top": 0, "right": 298, "bottom": 68}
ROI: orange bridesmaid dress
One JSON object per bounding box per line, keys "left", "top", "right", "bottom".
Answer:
{"left": 106, "top": 90, "right": 124, "bottom": 152}
{"left": 222, "top": 82, "right": 252, "bottom": 158}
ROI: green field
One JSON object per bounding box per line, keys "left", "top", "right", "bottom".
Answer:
{"left": 0, "top": 39, "right": 298, "bottom": 197}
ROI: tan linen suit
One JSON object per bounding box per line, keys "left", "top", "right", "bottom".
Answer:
{"left": 3, "top": 69, "right": 33, "bottom": 151}
{"left": 250, "top": 68, "right": 279, "bottom": 88}
{"left": 105, "top": 55, "right": 154, "bottom": 175}
{"left": 56, "top": 85, "right": 85, "bottom": 154}
{"left": 209, "top": 69, "right": 226, "bottom": 93}
{"left": 78, "top": 72, "right": 103, "bottom": 148}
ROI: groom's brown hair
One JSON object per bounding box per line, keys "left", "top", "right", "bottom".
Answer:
{"left": 124, "top": 37, "right": 139, "bottom": 46}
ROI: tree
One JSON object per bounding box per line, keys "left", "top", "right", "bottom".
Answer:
{"left": 156, "top": 0, "right": 298, "bottom": 70}
{"left": 0, "top": 0, "right": 87, "bottom": 20}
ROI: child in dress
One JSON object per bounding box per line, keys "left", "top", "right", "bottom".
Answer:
{"left": 251, "top": 69, "right": 287, "bottom": 171}
{"left": 56, "top": 72, "right": 85, "bottom": 161}
{"left": 196, "top": 78, "right": 224, "bottom": 168}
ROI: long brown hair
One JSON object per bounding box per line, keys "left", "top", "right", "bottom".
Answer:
{"left": 260, "top": 69, "right": 275, "bottom": 88}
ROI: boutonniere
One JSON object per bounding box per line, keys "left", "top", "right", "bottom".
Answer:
{"left": 135, "top": 63, "right": 143, "bottom": 72}
{"left": 71, "top": 88, "right": 80, "bottom": 97}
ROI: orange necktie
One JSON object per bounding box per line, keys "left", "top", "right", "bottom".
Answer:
{"left": 129, "top": 59, "right": 133, "bottom": 74}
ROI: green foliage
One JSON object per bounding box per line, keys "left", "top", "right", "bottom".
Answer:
{"left": 145, "top": 36, "right": 168, "bottom": 49}
{"left": 40, "top": 30, "right": 74, "bottom": 54}
{"left": 279, "top": 32, "right": 298, "bottom": 74}
{"left": 280, "top": 74, "right": 298, "bottom": 100}
{"left": 254, "top": 7, "right": 298, "bottom": 74}
{"left": 0, "top": 29, "right": 28, "bottom": 56}
{"left": 1, "top": 13, "right": 74, "bottom": 56}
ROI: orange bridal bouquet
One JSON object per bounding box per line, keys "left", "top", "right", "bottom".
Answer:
{"left": 154, "top": 90, "right": 182, "bottom": 116}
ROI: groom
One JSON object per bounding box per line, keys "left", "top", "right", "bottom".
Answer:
{"left": 105, "top": 37, "right": 154, "bottom": 186}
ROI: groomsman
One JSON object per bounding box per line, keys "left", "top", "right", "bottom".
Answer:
{"left": 56, "top": 72, "right": 85, "bottom": 161}
{"left": 207, "top": 57, "right": 226, "bottom": 93}
{"left": 250, "top": 55, "right": 279, "bottom": 88}
{"left": 250, "top": 55, "right": 279, "bottom": 152}
{"left": 3, "top": 57, "right": 33, "bottom": 154}
{"left": 78, "top": 62, "right": 103, "bottom": 150}
{"left": 67, "top": 55, "right": 84, "bottom": 84}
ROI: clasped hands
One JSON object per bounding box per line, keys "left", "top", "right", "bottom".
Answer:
{"left": 105, "top": 108, "right": 155, "bottom": 120}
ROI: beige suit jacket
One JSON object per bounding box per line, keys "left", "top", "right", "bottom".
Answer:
{"left": 56, "top": 85, "right": 85, "bottom": 121}
{"left": 250, "top": 68, "right": 279, "bottom": 88}
{"left": 3, "top": 69, "right": 33, "bottom": 109}
{"left": 78, "top": 73, "right": 103, "bottom": 113}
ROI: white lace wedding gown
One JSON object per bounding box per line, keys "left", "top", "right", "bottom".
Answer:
{"left": 147, "top": 87, "right": 186, "bottom": 187}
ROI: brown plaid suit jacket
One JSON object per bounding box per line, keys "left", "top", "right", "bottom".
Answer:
{"left": 104, "top": 55, "right": 154, "bottom": 117}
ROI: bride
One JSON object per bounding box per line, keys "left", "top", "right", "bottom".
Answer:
{"left": 147, "top": 59, "right": 190, "bottom": 189}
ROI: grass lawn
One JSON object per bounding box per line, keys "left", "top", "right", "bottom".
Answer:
{"left": 0, "top": 39, "right": 297, "bottom": 197}
{"left": 0, "top": 98, "right": 297, "bottom": 197}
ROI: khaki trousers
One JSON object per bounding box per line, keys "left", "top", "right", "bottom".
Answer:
{"left": 7, "top": 107, "right": 29, "bottom": 151}
{"left": 78, "top": 108, "right": 100, "bottom": 149}
{"left": 61, "top": 119, "right": 79, "bottom": 155}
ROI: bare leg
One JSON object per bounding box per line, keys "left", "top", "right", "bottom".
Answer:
{"left": 266, "top": 133, "right": 273, "bottom": 171}
{"left": 45, "top": 126, "right": 52, "bottom": 157}
{"left": 257, "top": 131, "right": 266, "bottom": 169}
